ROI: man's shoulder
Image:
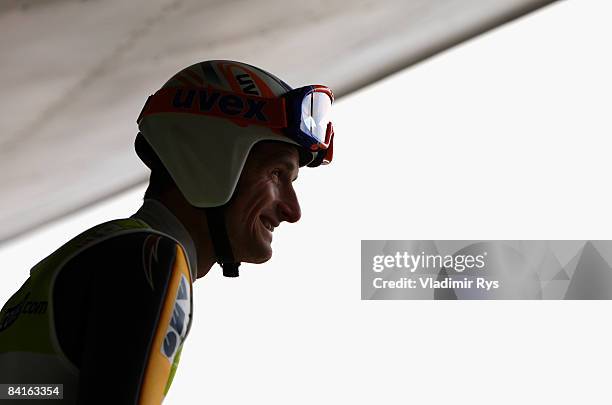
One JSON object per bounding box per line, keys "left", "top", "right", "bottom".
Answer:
{"left": 28, "top": 218, "right": 186, "bottom": 287}
{"left": 66, "top": 222, "right": 183, "bottom": 272}
{"left": 66, "top": 218, "right": 163, "bottom": 251}
{"left": 50, "top": 218, "right": 181, "bottom": 267}
{"left": 54, "top": 222, "right": 189, "bottom": 306}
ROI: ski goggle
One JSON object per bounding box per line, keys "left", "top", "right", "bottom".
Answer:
{"left": 137, "top": 85, "right": 335, "bottom": 166}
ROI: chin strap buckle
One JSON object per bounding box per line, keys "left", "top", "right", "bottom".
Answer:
{"left": 220, "top": 262, "right": 240, "bottom": 277}
{"left": 205, "top": 206, "right": 241, "bottom": 278}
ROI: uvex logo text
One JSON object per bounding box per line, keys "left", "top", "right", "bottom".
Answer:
{"left": 162, "top": 274, "right": 190, "bottom": 364}
{"left": 140, "top": 87, "right": 286, "bottom": 127}
{"left": 173, "top": 89, "right": 268, "bottom": 121}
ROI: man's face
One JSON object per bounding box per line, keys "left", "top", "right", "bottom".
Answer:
{"left": 225, "top": 141, "right": 302, "bottom": 264}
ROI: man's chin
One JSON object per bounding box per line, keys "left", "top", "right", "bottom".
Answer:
{"left": 245, "top": 256, "right": 271, "bottom": 264}
{"left": 240, "top": 246, "right": 272, "bottom": 264}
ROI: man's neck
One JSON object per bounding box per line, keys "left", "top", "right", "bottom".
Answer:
{"left": 153, "top": 193, "right": 216, "bottom": 279}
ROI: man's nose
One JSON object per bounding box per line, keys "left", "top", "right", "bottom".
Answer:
{"left": 278, "top": 186, "right": 301, "bottom": 223}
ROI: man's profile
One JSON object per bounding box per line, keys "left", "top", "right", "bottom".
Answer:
{"left": 0, "top": 60, "right": 335, "bottom": 404}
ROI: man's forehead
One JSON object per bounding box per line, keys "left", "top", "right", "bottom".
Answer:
{"left": 249, "top": 141, "right": 300, "bottom": 169}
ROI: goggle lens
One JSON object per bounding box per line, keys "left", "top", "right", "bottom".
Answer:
{"left": 300, "top": 91, "right": 332, "bottom": 144}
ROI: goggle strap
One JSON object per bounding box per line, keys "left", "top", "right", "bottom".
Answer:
{"left": 139, "top": 87, "right": 287, "bottom": 128}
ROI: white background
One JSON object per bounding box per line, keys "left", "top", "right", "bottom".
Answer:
{"left": 1, "top": 1, "right": 612, "bottom": 403}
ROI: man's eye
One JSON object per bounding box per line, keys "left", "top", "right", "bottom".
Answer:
{"left": 271, "top": 169, "right": 281, "bottom": 178}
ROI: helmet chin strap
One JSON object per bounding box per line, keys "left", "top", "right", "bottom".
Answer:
{"left": 205, "top": 206, "right": 240, "bottom": 277}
